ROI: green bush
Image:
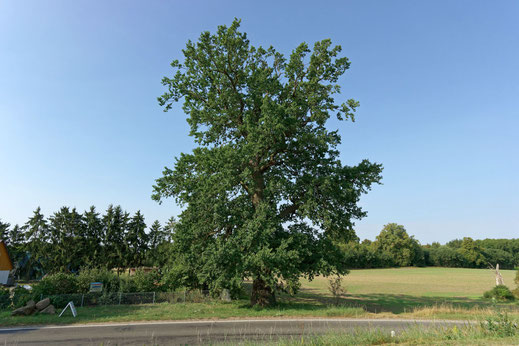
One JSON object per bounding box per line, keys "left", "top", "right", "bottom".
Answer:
{"left": 77, "top": 268, "right": 120, "bottom": 293}
{"left": 119, "top": 270, "right": 164, "bottom": 292}
{"left": 133, "top": 270, "right": 164, "bottom": 292}
{"left": 45, "top": 293, "right": 82, "bottom": 309}
{"left": 119, "top": 275, "right": 138, "bottom": 293}
{"left": 97, "top": 292, "right": 119, "bottom": 305}
{"left": 11, "top": 286, "right": 33, "bottom": 308}
{"left": 483, "top": 285, "right": 515, "bottom": 301}
{"left": 481, "top": 310, "right": 518, "bottom": 337}
{"left": 31, "top": 273, "right": 79, "bottom": 298}
{"left": 0, "top": 287, "right": 11, "bottom": 309}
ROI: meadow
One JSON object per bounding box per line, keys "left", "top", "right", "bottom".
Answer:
{"left": 2, "top": 267, "right": 517, "bottom": 326}
{"left": 296, "top": 267, "right": 518, "bottom": 313}
{"left": 306, "top": 267, "right": 516, "bottom": 298}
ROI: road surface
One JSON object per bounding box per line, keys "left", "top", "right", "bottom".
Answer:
{"left": 0, "top": 318, "right": 472, "bottom": 345}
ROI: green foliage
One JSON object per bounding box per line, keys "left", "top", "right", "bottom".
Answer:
{"left": 119, "top": 276, "right": 138, "bottom": 293}
{"left": 0, "top": 287, "right": 10, "bottom": 309}
{"left": 11, "top": 286, "right": 33, "bottom": 308}
{"left": 82, "top": 206, "right": 103, "bottom": 268}
{"left": 483, "top": 285, "right": 515, "bottom": 301}
{"left": 102, "top": 205, "right": 129, "bottom": 272}
{"left": 47, "top": 207, "right": 86, "bottom": 272}
{"left": 426, "top": 238, "right": 518, "bottom": 269}
{"left": 374, "top": 223, "right": 423, "bottom": 267}
{"left": 76, "top": 268, "right": 120, "bottom": 293}
{"left": 427, "top": 245, "right": 467, "bottom": 267}
{"left": 22, "top": 207, "right": 48, "bottom": 279}
{"left": 32, "top": 273, "right": 79, "bottom": 296}
{"left": 161, "top": 262, "right": 193, "bottom": 292}
{"left": 481, "top": 309, "right": 518, "bottom": 337}
{"left": 458, "top": 237, "right": 487, "bottom": 268}
{"left": 483, "top": 248, "right": 516, "bottom": 270}
{"left": 0, "top": 219, "right": 10, "bottom": 241}
{"left": 19, "top": 269, "right": 168, "bottom": 306}
{"left": 125, "top": 211, "right": 149, "bottom": 268}
{"left": 327, "top": 276, "right": 347, "bottom": 306}
{"left": 3, "top": 205, "right": 177, "bottom": 280}
{"left": 514, "top": 270, "right": 519, "bottom": 298}
{"left": 133, "top": 270, "right": 164, "bottom": 292}
{"left": 146, "top": 220, "right": 173, "bottom": 267}
{"left": 476, "top": 238, "right": 519, "bottom": 267}
{"left": 154, "top": 19, "right": 382, "bottom": 305}
{"left": 339, "top": 239, "right": 394, "bottom": 268}
{"left": 121, "top": 270, "right": 164, "bottom": 293}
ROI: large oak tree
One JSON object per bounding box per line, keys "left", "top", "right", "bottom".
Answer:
{"left": 153, "top": 19, "right": 382, "bottom": 306}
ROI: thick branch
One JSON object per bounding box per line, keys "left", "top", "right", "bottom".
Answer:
{"left": 279, "top": 202, "right": 301, "bottom": 219}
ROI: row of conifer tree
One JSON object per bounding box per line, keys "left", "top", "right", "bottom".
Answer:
{"left": 0, "top": 206, "right": 174, "bottom": 280}
{"left": 1, "top": 209, "right": 517, "bottom": 280}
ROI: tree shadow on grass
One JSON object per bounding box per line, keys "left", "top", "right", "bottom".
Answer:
{"left": 279, "top": 287, "right": 519, "bottom": 314}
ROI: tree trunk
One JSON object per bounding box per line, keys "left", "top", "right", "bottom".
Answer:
{"left": 251, "top": 277, "right": 276, "bottom": 307}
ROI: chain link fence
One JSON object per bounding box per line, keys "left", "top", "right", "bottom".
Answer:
{"left": 38, "top": 290, "right": 213, "bottom": 309}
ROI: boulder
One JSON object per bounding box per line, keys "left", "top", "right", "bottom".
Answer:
{"left": 39, "top": 304, "right": 55, "bottom": 315}
{"left": 36, "top": 298, "right": 50, "bottom": 311}
{"left": 11, "top": 300, "right": 37, "bottom": 316}
{"left": 11, "top": 307, "right": 26, "bottom": 316}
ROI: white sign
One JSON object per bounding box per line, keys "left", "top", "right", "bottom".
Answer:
{"left": 89, "top": 282, "right": 103, "bottom": 292}
{"left": 59, "top": 301, "right": 77, "bottom": 317}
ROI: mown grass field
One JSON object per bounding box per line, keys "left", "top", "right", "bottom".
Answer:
{"left": 2, "top": 267, "right": 517, "bottom": 326}
{"left": 296, "top": 267, "right": 518, "bottom": 313}
{"left": 306, "top": 267, "right": 516, "bottom": 298}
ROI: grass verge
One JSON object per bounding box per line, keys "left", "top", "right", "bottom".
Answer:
{"left": 247, "top": 326, "right": 519, "bottom": 345}
{"left": 1, "top": 301, "right": 518, "bottom": 327}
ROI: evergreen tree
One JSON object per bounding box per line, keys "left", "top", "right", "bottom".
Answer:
{"left": 125, "top": 211, "right": 148, "bottom": 268}
{"left": 163, "top": 217, "right": 176, "bottom": 243}
{"left": 103, "top": 205, "right": 128, "bottom": 272}
{"left": 148, "top": 219, "right": 174, "bottom": 267}
{"left": 83, "top": 206, "right": 103, "bottom": 267}
{"left": 8, "top": 224, "right": 24, "bottom": 248}
{"left": 0, "top": 219, "right": 10, "bottom": 242}
{"left": 147, "top": 220, "right": 163, "bottom": 266}
{"left": 23, "top": 207, "right": 48, "bottom": 277}
{"left": 48, "top": 207, "right": 85, "bottom": 272}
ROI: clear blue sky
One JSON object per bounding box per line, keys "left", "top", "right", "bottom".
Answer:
{"left": 1, "top": 1, "right": 517, "bottom": 243}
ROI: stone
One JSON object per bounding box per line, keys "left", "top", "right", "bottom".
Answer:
{"left": 39, "top": 304, "right": 55, "bottom": 315}
{"left": 36, "top": 298, "right": 50, "bottom": 311}
{"left": 11, "top": 307, "right": 26, "bottom": 316}
{"left": 11, "top": 301, "right": 37, "bottom": 316}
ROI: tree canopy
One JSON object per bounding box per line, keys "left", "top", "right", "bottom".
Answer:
{"left": 153, "top": 19, "right": 383, "bottom": 306}
{"left": 374, "top": 223, "right": 423, "bottom": 267}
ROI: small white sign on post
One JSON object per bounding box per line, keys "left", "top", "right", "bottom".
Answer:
{"left": 59, "top": 301, "right": 77, "bottom": 317}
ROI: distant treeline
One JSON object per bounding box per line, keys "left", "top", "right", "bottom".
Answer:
{"left": 0, "top": 206, "right": 174, "bottom": 280}
{"left": 340, "top": 223, "right": 519, "bottom": 270}
{"left": 1, "top": 211, "right": 518, "bottom": 280}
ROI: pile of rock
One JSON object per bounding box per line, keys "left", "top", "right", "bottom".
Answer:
{"left": 11, "top": 298, "right": 56, "bottom": 316}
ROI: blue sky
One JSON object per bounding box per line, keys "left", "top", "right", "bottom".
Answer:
{"left": 1, "top": 1, "right": 517, "bottom": 243}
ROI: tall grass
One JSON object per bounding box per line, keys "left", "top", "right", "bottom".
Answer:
{"left": 410, "top": 303, "right": 495, "bottom": 317}
{"left": 237, "top": 322, "right": 519, "bottom": 345}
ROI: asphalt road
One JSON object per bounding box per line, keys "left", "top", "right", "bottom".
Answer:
{"left": 0, "top": 318, "right": 473, "bottom": 345}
